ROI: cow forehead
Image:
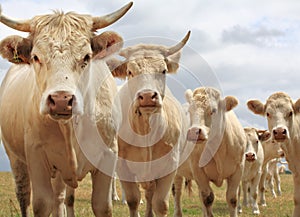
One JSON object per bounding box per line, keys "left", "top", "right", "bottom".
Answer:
{"left": 127, "top": 56, "right": 166, "bottom": 74}
{"left": 31, "top": 12, "right": 93, "bottom": 60}
{"left": 265, "top": 94, "right": 293, "bottom": 113}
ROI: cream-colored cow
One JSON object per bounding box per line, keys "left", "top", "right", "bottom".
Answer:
{"left": 109, "top": 32, "right": 191, "bottom": 217}
{"left": 257, "top": 130, "right": 284, "bottom": 206}
{"left": 0, "top": 3, "right": 132, "bottom": 217}
{"left": 238, "top": 127, "right": 264, "bottom": 215}
{"left": 247, "top": 92, "right": 300, "bottom": 217}
{"left": 174, "top": 87, "right": 246, "bottom": 217}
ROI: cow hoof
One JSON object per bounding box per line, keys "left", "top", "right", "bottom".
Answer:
{"left": 253, "top": 210, "right": 260, "bottom": 215}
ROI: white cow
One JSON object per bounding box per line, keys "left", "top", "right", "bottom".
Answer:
{"left": 247, "top": 92, "right": 300, "bottom": 217}
{"left": 0, "top": 3, "right": 132, "bottom": 217}
{"left": 109, "top": 32, "right": 191, "bottom": 217}
{"left": 174, "top": 87, "right": 246, "bottom": 217}
{"left": 257, "top": 131, "right": 284, "bottom": 206}
{"left": 238, "top": 127, "right": 264, "bottom": 215}
{"left": 265, "top": 158, "right": 282, "bottom": 198}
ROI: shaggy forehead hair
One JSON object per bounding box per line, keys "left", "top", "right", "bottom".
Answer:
{"left": 266, "top": 92, "right": 293, "bottom": 108}
{"left": 30, "top": 11, "right": 94, "bottom": 61}
{"left": 192, "top": 87, "right": 221, "bottom": 108}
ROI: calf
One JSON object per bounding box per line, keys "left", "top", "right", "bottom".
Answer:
{"left": 247, "top": 92, "right": 300, "bottom": 217}
{"left": 238, "top": 127, "right": 264, "bottom": 215}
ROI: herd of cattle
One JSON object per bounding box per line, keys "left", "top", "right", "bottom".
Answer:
{"left": 0, "top": 2, "right": 298, "bottom": 217}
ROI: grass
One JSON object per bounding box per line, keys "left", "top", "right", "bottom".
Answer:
{"left": 0, "top": 172, "right": 294, "bottom": 216}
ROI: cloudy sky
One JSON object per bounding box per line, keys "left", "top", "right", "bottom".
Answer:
{"left": 0, "top": 0, "right": 300, "bottom": 170}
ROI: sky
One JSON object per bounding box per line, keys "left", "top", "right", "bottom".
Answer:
{"left": 0, "top": 0, "right": 300, "bottom": 170}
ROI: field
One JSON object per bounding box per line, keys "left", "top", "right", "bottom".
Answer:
{"left": 0, "top": 172, "right": 294, "bottom": 217}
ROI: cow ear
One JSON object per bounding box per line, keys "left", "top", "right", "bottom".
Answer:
{"left": 294, "top": 98, "right": 300, "bottom": 114}
{"left": 224, "top": 96, "right": 238, "bottom": 111}
{"left": 257, "top": 130, "right": 271, "bottom": 141}
{"left": 106, "top": 57, "right": 127, "bottom": 79}
{"left": 0, "top": 35, "right": 32, "bottom": 64}
{"left": 185, "top": 89, "right": 193, "bottom": 104}
{"left": 247, "top": 100, "right": 265, "bottom": 116}
{"left": 91, "top": 31, "right": 123, "bottom": 59}
{"left": 165, "top": 52, "right": 181, "bottom": 73}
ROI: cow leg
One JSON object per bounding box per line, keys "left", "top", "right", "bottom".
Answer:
{"left": 27, "top": 148, "right": 54, "bottom": 217}
{"left": 51, "top": 173, "right": 67, "bottom": 217}
{"left": 267, "top": 175, "right": 277, "bottom": 197}
{"left": 292, "top": 174, "right": 300, "bottom": 217}
{"left": 173, "top": 175, "right": 184, "bottom": 217}
{"left": 9, "top": 154, "right": 31, "bottom": 217}
{"left": 152, "top": 172, "right": 175, "bottom": 217}
{"left": 249, "top": 174, "right": 261, "bottom": 215}
{"left": 226, "top": 170, "right": 242, "bottom": 217}
{"left": 65, "top": 186, "right": 75, "bottom": 217}
{"left": 237, "top": 184, "right": 242, "bottom": 214}
{"left": 274, "top": 169, "right": 282, "bottom": 196}
{"left": 91, "top": 170, "right": 113, "bottom": 217}
{"left": 121, "top": 181, "right": 141, "bottom": 217}
{"left": 112, "top": 173, "right": 120, "bottom": 201}
{"left": 241, "top": 181, "right": 248, "bottom": 207}
{"left": 258, "top": 166, "right": 267, "bottom": 206}
{"left": 144, "top": 182, "right": 155, "bottom": 217}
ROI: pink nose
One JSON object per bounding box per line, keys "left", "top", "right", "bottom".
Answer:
{"left": 138, "top": 91, "right": 158, "bottom": 107}
{"left": 273, "top": 127, "right": 287, "bottom": 141}
{"left": 47, "top": 91, "right": 74, "bottom": 116}
{"left": 245, "top": 152, "right": 256, "bottom": 162}
{"left": 187, "top": 127, "right": 207, "bottom": 142}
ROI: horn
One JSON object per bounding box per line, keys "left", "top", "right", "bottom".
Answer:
{"left": 166, "top": 31, "right": 191, "bottom": 56}
{"left": 92, "top": 2, "right": 133, "bottom": 31}
{"left": 0, "top": 5, "right": 31, "bottom": 32}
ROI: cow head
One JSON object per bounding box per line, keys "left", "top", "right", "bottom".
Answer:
{"left": 185, "top": 87, "right": 238, "bottom": 143}
{"left": 247, "top": 92, "right": 300, "bottom": 143}
{"left": 0, "top": 3, "right": 132, "bottom": 121}
{"left": 258, "top": 130, "right": 284, "bottom": 161}
{"left": 244, "top": 127, "right": 265, "bottom": 162}
{"left": 109, "top": 31, "right": 190, "bottom": 116}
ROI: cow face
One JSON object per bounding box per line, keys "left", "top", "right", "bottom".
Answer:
{"left": 244, "top": 128, "right": 263, "bottom": 162}
{"left": 0, "top": 3, "right": 132, "bottom": 121}
{"left": 111, "top": 31, "right": 190, "bottom": 116}
{"left": 258, "top": 130, "right": 284, "bottom": 160}
{"left": 247, "top": 92, "right": 300, "bottom": 143}
{"left": 185, "top": 87, "right": 238, "bottom": 143}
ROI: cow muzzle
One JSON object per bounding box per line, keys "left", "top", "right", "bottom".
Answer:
{"left": 47, "top": 91, "right": 75, "bottom": 120}
{"left": 245, "top": 152, "right": 256, "bottom": 162}
{"left": 187, "top": 127, "right": 208, "bottom": 143}
{"left": 272, "top": 127, "right": 288, "bottom": 142}
{"left": 136, "top": 89, "right": 162, "bottom": 114}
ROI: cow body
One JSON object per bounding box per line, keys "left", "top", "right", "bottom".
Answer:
{"left": 247, "top": 92, "right": 300, "bottom": 217}
{"left": 174, "top": 87, "right": 246, "bottom": 217}
{"left": 0, "top": 3, "right": 132, "bottom": 217}
{"left": 109, "top": 32, "right": 191, "bottom": 217}
{"left": 238, "top": 127, "right": 264, "bottom": 215}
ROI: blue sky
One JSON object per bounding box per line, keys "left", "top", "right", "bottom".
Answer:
{"left": 1, "top": 0, "right": 300, "bottom": 170}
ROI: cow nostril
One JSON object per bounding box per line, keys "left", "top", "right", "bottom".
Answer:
{"left": 68, "top": 96, "right": 74, "bottom": 106}
{"left": 273, "top": 129, "right": 277, "bottom": 135}
{"left": 48, "top": 95, "right": 55, "bottom": 106}
{"left": 151, "top": 92, "right": 158, "bottom": 99}
{"left": 197, "top": 129, "right": 202, "bottom": 135}
{"left": 139, "top": 95, "right": 144, "bottom": 100}
{"left": 283, "top": 129, "right": 287, "bottom": 135}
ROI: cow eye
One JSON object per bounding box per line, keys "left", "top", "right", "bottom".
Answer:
{"left": 288, "top": 111, "right": 293, "bottom": 117}
{"left": 210, "top": 108, "right": 217, "bottom": 115}
{"left": 128, "top": 71, "right": 133, "bottom": 77}
{"left": 81, "top": 54, "right": 91, "bottom": 69}
{"left": 162, "top": 69, "right": 167, "bottom": 74}
{"left": 32, "top": 55, "right": 40, "bottom": 63}
{"left": 266, "top": 112, "right": 270, "bottom": 118}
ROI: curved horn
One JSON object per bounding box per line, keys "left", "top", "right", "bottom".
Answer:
{"left": 0, "top": 5, "right": 31, "bottom": 32}
{"left": 92, "top": 2, "right": 133, "bottom": 31}
{"left": 167, "top": 31, "right": 191, "bottom": 56}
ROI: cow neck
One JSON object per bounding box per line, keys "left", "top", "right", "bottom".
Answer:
{"left": 129, "top": 107, "right": 153, "bottom": 135}
{"left": 58, "top": 121, "right": 78, "bottom": 188}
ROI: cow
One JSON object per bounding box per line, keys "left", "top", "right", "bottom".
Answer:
{"left": 247, "top": 92, "right": 300, "bottom": 217}
{"left": 108, "top": 31, "right": 191, "bottom": 217}
{"left": 0, "top": 3, "right": 132, "bottom": 217}
{"left": 257, "top": 130, "right": 284, "bottom": 206}
{"left": 237, "top": 127, "right": 264, "bottom": 215}
{"left": 265, "top": 158, "right": 282, "bottom": 198}
{"left": 174, "top": 87, "right": 246, "bottom": 217}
